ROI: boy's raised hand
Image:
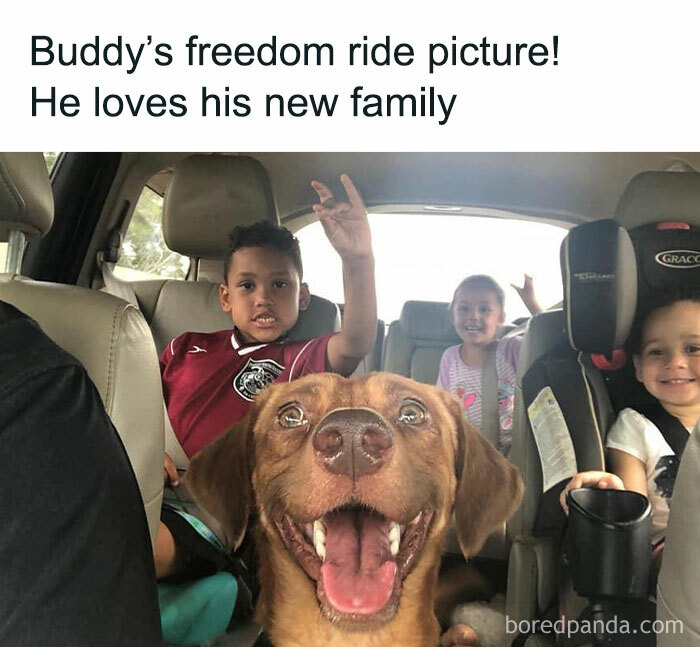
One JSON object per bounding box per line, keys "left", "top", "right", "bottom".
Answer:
{"left": 314, "top": 174, "right": 377, "bottom": 376}
{"left": 311, "top": 174, "right": 372, "bottom": 262}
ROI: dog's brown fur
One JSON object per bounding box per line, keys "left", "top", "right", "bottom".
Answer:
{"left": 187, "top": 372, "right": 523, "bottom": 647}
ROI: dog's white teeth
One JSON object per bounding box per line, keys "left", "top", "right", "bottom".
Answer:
{"left": 313, "top": 519, "right": 326, "bottom": 560}
{"left": 389, "top": 521, "right": 401, "bottom": 543}
{"left": 390, "top": 538, "right": 399, "bottom": 557}
{"left": 314, "top": 519, "right": 326, "bottom": 537}
{"left": 411, "top": 512, "right": 422, "bottom": 525}
{"left": 389, "top": 522, "right": 401, "bottom": 556}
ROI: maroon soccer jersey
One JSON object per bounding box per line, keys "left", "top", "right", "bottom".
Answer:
{"left": 161, "top": 328, "right": 333, "bottom": 457}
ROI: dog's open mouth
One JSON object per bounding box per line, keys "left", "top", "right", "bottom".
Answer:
{"left": 275, "top": 504, "right": 433, "bottom": 626}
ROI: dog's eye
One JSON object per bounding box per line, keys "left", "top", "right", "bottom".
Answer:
{"left": 398, "top": 399, "right": 426, "bottom": 425}
{"left": 278, "top": 403, "right": 307, "bottom": 428}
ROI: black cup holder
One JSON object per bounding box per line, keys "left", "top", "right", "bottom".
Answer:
{"left": 566, "top": 488, "right": 652, "bottom": 600}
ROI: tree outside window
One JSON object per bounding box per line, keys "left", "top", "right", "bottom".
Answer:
{"left": 114, "top": 186, "right": 189, "bottom": 281}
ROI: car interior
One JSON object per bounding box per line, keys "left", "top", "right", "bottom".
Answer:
{"left": 3, "top": 151, "right": 700, "bottom": 646}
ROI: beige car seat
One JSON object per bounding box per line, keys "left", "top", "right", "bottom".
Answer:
{"left": 0, "top": 152, "right": 164, "bottom": 548}
{"left": 657, "top": 422, "right": 700, "bottom": 646}
{"left": 102, "top": 155, "right": 342, "bottom": 354}
{"left": 382, "top": 300, "right": 461, "bottom": 383}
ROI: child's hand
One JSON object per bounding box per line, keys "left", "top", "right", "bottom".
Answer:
{"left": 559, "top": 470, "right": 625, "bottom": 513}
{"left": 311, "top": 174, "right": 372, "bottom": 263}
{"left": 511, "top": 273, "right": 543, "bottom": 315}
{"left": 163, "top": 452, "right": 180, "bottom": 486}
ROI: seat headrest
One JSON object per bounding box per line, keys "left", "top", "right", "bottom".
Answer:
{"left": 561, "top": 219, "right": 637, "bottom": 354}
{"left": 289, "top": 295, "right": 341, "bottom": 340}
{"left": 399, "top": 301, "right": 461, "bottom": 343}
{"left": 163, "top": 155, "right": 278, "bottom": 258}
{"left": 628, "top": 222, "right": 700, "bottom": 303}
{"left": 0, "top": 153, "right": 53, "bottom": 241}
{"left": 616, "top": 171, "right": 700, "bottom": 229}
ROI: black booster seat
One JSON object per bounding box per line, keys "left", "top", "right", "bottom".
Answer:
{"left": 557, "top": 171, "right": 700, "bottom": 643}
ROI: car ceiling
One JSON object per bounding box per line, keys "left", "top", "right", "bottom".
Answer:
{"left": 144, "top": 152, "right": 700, "bottom": 226}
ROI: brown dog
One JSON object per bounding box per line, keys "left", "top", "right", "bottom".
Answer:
{"left": 187, "top": 372, "right": 523, "bottom": 647}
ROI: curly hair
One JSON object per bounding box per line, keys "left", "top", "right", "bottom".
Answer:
{"left": 627, "top": 288, "right": 700, "bottom": 354}
{"left": 223, "top": 220, "right": 303, "bottom": 282}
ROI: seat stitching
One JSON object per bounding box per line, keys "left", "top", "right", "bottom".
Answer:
{"left": 142, "top": 488, "right": 164, "bottom": 508}
{"left": 105, "top": 303, "right": 122, "bottom": 411}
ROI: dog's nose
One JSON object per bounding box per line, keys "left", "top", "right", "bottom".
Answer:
{"left": 313, "top": 408, "right": 394, "bottom": 479}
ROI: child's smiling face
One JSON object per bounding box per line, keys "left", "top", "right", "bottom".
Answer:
{"left": 451, "top": 286, "right": 505, "bottom": 348}
{"left": 633, "top": 300, "right": 700, "bottom": 410}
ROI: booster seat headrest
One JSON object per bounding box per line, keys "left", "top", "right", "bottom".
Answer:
{"left": 626, "top": 222, "right": 700, "bottom": 305}
{"left": 561, "top": 219, "right": 637, "bottom": 354}
{"left": 615, "top": 171, "right": 700, "bottom": 305}
{"left": 563, "top": 171, "right": 700, "bottom": 357}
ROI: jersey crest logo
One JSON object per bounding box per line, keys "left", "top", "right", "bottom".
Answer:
{"left": 233, "top": 358, "right": 284, "bottom": 401}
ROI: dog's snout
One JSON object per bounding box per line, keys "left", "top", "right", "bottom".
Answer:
{"left": 313, "top": 408, "right": 394, "bottom": 479}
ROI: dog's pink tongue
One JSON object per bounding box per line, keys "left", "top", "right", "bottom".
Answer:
{"left": 320, "top": 510, "right": 396, "bottom": 615}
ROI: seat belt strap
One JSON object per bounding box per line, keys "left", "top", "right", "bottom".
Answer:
{"left": 164, "top": 400, "right": 190, "bottom": 468}
{"left": 96, "top": 250, "right": 140, "bottom": 308}
{"left": 634, "top": 401, "right": 689, "bottom": 458}
{"left": 480, "top": 343, "right": 500, "bottom": 448}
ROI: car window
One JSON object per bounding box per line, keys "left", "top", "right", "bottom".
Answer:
{"left": 113, "top": 185, "right": 190, "bottom": 281}
{"left": 296, "top": 213, "right": 568, "bottom": 323}
{"left": 0, "top": 242, "right": 7, "bottom": 271}
{"left": 43, "top": 152, "right": 60, "bottom": 174}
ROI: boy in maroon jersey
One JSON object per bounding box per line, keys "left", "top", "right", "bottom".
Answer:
{"left": 156, "top": 174, "right": 377, "bottom": 579}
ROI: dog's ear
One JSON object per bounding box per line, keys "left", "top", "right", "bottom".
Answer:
{"left": 186, "top": 404, "right": 258, "bottom": 550}
{"left": 442, "top": 393, "right": 524, "bottom": 557}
